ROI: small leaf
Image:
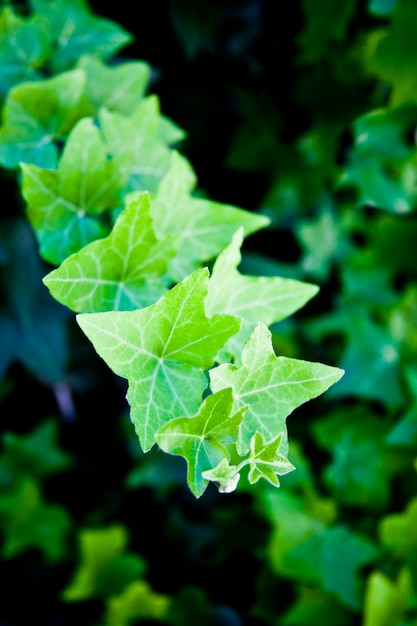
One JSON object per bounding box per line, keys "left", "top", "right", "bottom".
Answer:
{"left": 43, "top": 192, "right": 177, "bottom": 312}
{"left": 105, "top": 580, "right": 171, "bottom": 625}
{"left": 2, "top": 419, "right": 72, "bottom": 478}
{"left": 201, "top": 458, "right": 241, "bottom": 494}
{"left": 210, "top": 322, "right": 344, "bottom": 454}
{"left": 77, "top": 269, "right": 241, "bottom": 451}
{"left": 62, "top": 525, "right": 146, "bottom": 601}
{"left": 156, "top": 388, "right": 246, "bottom": 497}
{"left": 247, "top": 432, "right": 295, "bottom": 487}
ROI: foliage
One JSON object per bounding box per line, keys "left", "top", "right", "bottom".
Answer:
{"left": 1, "top": 0, "right": 417, "bottom": 624}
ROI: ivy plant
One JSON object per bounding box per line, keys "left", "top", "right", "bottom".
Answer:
{"left": 0, "top": 0, "right": 346, "bottom": 499}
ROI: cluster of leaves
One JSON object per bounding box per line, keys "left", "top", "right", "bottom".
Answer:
{"left": 1, "top": 0, "right": 417, "bottom": 624}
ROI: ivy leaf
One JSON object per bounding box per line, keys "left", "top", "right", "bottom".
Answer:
{"left": 77, "top": 269, "right": 241, "bottom": 452}
{"left": 77, "top": 54, "right": 151, "bottom": 116}
{"left": 210, "top": 322, "right": 344, "bottom": 454}
{"left": 62, "top": 525, "right": 146, "bottom": 601}
{"left": 30, "top": 0, "right": 132, "bottom": 73}
{"left": 2, "top": 418, "right": 72, "bottom": 479}
{"left": 0, "top": 477, "right": 71, "bottom": 561}
{"left": 366, "top": 0, "right": 417, "bottom": 106}
{"left": 156, "top": 388, "right": 246, "bottom": 497}
{"left": 105, "top": 580, "right": 171, "bottom": 625}
{"left": 152, "top": 152, "right": 271, "bottom": 281}
{"left": 201, "top": 458, "right": 241, "bottom": 494}
{"left": 247, "top": 432, "right": 295, "bottom": 487}
{"left": 99, "top": 97, "right": 172, "bottom": 194}
{"left": 0, "top": 69, "right": 92, "bottom": 169}
{"left": 43, "top": 192, "right": 177, "bottom": 312}
{"left": 206, "top": 227, "right": 318, "bottom": 359}
{"left": 21, "top": 117, "right": 126, "bottom": 264}
{"left": 0, "top": 7, "right": 51, "bottom": 98}
{"left": 339, "top": 106, "right": 417, "bottom": 213}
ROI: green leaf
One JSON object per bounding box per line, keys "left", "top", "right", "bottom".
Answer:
{"left": 0, "top": 7, "right": 51, "bottom": 98}
{"left": 201, "top": 458, "right": 241, "bottom": 494}
{"left": 152, "top": 151, "right": 271, "bottom": 281}
{"left": 287, "top": 525, "right": 377, "bottom": 609}
{"left": 63, "top": 525, "right": 146, "bottom": 601}
{"left": 77, "top": 269, "right": 241, "bottom": 451}
{"left": 156, "top": 388, "right": 246, "bottom": 498}
{"left": 77, "top": 54, "right": 151, "bottom": 116}
{"left": 363, "top": 569, "right": 413, "bottom": 626}
{"left": 312, "top": 408, "right": 391, "bottom": 509}
{"left": 366, "top": 0, "right": 417, "bottom": 106}
{"left": 99, "top": 98, "right": 172, "bottom": 194}
{"left": 339, "top": 106, "right": 417, "bottom": 213}
{"left": 206, "top": 227, "right": 318, "bottom": 359}
{"left": 247, "top": 432, "right": 295, "bottom": 487}
{"left": 0, "top": 69, "right": 92, "bottom": 169}
{"left": 379, "top": 497, "right": 417, "bottom": 560}
{"left": 210, "top": 322, "right": 344, "bottom": 454}
{"left": 2, "top": 418, "right": 72, "bottom": 478}
{"left": 0, "top": 477, "right": 71, "bottom": 561}
{"left": 43, "top": 192, "right": 177, "bottom": 312}
{"left": 30, "top": 0, "right": 132, "bottom": 73}
{"left": 105, "top": 580, "right": 171, "bottom": 625}
{"left": 21, "top": 116, "right": 126, "bottom": 264}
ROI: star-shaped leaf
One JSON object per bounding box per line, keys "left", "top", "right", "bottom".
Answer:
{"left": 247, "top": 432, "right": 295, "bottom": 486}
{"left": 43, "top": 192, "right": 177, "bottom": 312}
{"left": 0, "top": 6, "right": 51, "bottom": 99}
{"left": 77, "top": 54, "right": 151, "bottom": 116}
{"left": 156, "top": 388, "right": 246, "bottom": 497}
{"left": 30, "top": 0, "right": 132, "bottom": 73}
{"left": 201, "top": 458, "right": 241, "bottom": 494}
{"left": 21, "top": 116, "right": 127, "bottom": 264}
{"left": 77, "top": 269, "right": 241, "bottom": 451}
{"left": 0, "top": 477, "right": 71, "bottom": 562}
{"left": 62, "top": 525, "right": 146, "bottom": 601}
{"left": 206, "top": 227, "right": 318, "bottom": 359}
{"left": 0, "top": 68, "right": 92, "bottom": 169}
{"left": 210, "top": 322, "right": 344, "bottom": 454}
{"left": 152, "top": 151, "right": 271, "bottom": 281}
{"left": 2, "top": 418, "right": 72, "bottom": 479}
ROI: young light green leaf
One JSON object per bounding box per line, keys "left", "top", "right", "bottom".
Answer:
{"left": 247, "top": 432, "right": 295, "bottom": 486}
{"left": 43, "top": 192, "right": 177, "bottom": 312}
{"left": 21, "top": 117, "right": 126, "bottom": 264}
{"left": 206, "top": 227, "right": 318, "bottom": 359}
{"left": 77, "top": 269, "right": 241, "bottom": 451}
{"left": 31, "top": 0, "right": 132, "bottom": 73}
{"left": 99, "top": 98, "right": 172, "bottom": 194}
{"left": 0, "top": 7, "right": 51, "bottom": 98}
{"left": 105, "top": 580, "right": 171, "bottom": 625}
{"left": 210, "top": 322, "right": 344, "bottom": 454}
{"left": 156, "top": 388, "right": 246, "bottom": 497}
{"left": 152, "top": 152, "right": 271, "bottom": 281}
{"left": 62, "top": 525, "right": 146, "bottom": 601}
{"left": 201, "top": 458, "right": 241, "bottom": 494}
{"left": 0, "top": 69, "right": 92, "bottom": 169}
{"left": 77, "top": 54, "right": 151, "bottom": 115}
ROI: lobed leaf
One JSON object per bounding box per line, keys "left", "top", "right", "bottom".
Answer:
{"left": 210, "top": 322, "right": 344, "bottom": 454}
{"left": 156, "top": 388, "right": 246, "bottom": 497}
{"left": 21, "top": 117, "right": 127, "bottom": 264}
{"left": 43, "top": 192, "right": 177, "bottom": 312}
{"left": 77, "top": 269, "right": 241, "bottom": 451}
